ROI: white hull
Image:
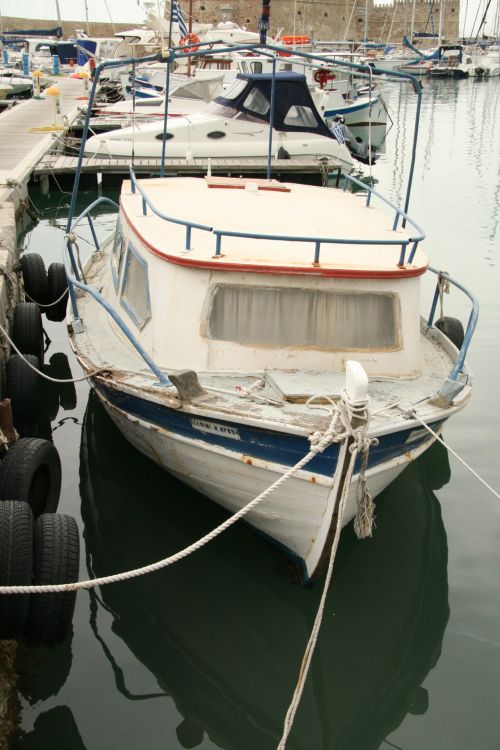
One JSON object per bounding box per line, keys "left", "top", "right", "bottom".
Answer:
{"left": 100, "top": 391, "right": 435, "bottom": 579}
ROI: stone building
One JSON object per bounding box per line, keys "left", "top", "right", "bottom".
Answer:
{"left": 0, "top": 1, "right": 459, "bottom": 45}
{"left": 183, "top": 0, "right": 459, "bottom": 43}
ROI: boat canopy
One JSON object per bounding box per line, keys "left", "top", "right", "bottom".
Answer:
{"left": 213, "top": 72, "right": 335, "bottom": 140}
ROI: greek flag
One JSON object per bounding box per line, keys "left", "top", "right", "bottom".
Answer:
{"left": 330, "top": 120, "right": 345, "bottom": 144}
{"left": 172, "top": 0, "right": 188, "bottom": 38}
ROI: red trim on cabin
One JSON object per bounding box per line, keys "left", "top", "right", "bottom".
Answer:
{"left": 120, "top": 203, "right": 428, "bottom": 279}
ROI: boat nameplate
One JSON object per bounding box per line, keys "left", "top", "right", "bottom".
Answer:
{"left": 191, "top": 418, "right": 241, "bottom": 440}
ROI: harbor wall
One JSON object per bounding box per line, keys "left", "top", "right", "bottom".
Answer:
{"left": 0, "top": 3, "right": 459, "bottom": 45}
{"left": 0, "top": 17, "right": 138, "bottom": 40}
{"left": 182, "top": 0, "right": 459, "bottom": 44}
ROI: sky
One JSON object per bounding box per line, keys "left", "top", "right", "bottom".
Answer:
{"left": 0, "top": 0, "right": 497, "bottom": 37}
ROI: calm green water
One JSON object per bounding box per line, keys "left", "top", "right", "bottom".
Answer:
{"left": 11, "top": 77, "right": 500, "bottom": 750}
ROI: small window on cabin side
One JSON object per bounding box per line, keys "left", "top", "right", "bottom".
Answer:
{"left": 284, "top": 105, "right": 317, "bottom": 128}
{"left": 250, "top": 61, "right": 263, "bottom": 73}
{"left": 111, "top": 217, "right": 126, "bottom": 290}
{"left": 206, "top": 286, "right": 399, "bottom": 350}
{"left": 120, "top": 242, "right": 151, "bottom": 330}
{"left": 243, "top": 86, "right": 270, "bottom": 116}
{"left": 155, "top": 131, "right": 174, "bottom": 140}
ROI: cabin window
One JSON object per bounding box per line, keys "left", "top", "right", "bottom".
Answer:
{"left": 284, "top": 105, "right": 317, "bottom": 128}
{"left": 111, "top": 217, "right": 126, "bottom": 291}
{"left": 207, "top": 130, "right": 226, "bottom": 139}
{"left": 222, "top": 78, "right": 248, "bottom": 101}
{"left": 206, "top": 285, "right": 399, "bottom": 349}
{"left": 120, "top": 242, "right": 151, "bottom": 330}
{"left": 250, "top": 62, "right": 263, "bottom": 73}
{"left": 243, "top": 86, "right": 270, "bottom": 116}
{"left": 155, "top": 132, "right": 174, "bottom": 140}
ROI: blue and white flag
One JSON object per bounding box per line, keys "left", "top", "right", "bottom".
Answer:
{"left": 172, "top": 0, "right": 188, "bottom": 38}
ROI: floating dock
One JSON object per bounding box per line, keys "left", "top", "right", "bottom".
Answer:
{"left": 0, "top": 76, "right": 84, "bottom": 204}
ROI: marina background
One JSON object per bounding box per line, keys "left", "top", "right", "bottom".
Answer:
{"left": 6, "top": 73, "right": 499, "bottom": 749}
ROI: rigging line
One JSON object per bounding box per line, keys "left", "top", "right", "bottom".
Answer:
{"left": 469, "top": 0, "right": 484, "bottom": 40}
{"left": 103, "top": 0, "right": 116, "bottom": 34}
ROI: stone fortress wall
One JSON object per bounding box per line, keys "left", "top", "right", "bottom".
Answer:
{"left": 0, "top": 1, "right": 459, "bottom": 46}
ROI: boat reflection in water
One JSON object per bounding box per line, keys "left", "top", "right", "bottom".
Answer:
{"left": 80, "top": 392, "right": 451, "bottom": 750}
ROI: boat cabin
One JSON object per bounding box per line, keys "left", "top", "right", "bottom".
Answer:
{"left": 107, "top": 175, "right": 427, "bottom": 380}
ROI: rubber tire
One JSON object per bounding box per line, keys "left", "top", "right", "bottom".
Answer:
{"left": 20, "top": 253, "right": 48, "bottom": 306}
{"left": 5, "top": 354, "right": 40, "bottom": 437}
{"left": 0, "top": 438, "right": 61, "bottom": 517}
{"left": 24, "top": 514, "right": 80, "bottom": 647}
{"left": 11, "top": 302, "right": 44, "bottom": 365}
{"left": 435, "top": 316, "right": 465, "bottom": 350}
{"left": 0, "top": 501, "right": 33, "bottom": 640}
{"left": 46, "top": 263, "right": 68, "bottom": 323}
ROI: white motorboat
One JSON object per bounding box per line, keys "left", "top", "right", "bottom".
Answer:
{"left": 87, "top": 74, "right": 226, "bottom": 125}
{"left": 0, "top": 69, "right": 33, "bottom": 96}
{"left": 83, "top": 72, "right": 355, "bottom": 170}
{"left": 65, "top": 164, "right": 476, "bottom": 582}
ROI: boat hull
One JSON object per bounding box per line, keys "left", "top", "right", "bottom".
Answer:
{"left": 95, "top": 382, "right": 440, "bottom": 581}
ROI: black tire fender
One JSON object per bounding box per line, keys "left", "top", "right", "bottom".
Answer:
{"left": 5, "top": 354, "right": 40, "bottom": 437}
{"left": 0, "top": 501, "right": 33, "bottom": 639}
{"left": 0, "top": 438, "right": 61, "bottom": 517}
{"left": 46, "top": 263, "right": 69, "bottom": 323}
{"left": 20, "top": 253, "right": 48, "bottom": 306}
{"left": 24, "top": 513, "right": 80, "bottom": 647}
{"left": 11, "top": 302, "right": 44, "bottom": 364}
{"left": 435, "top": 316, "right": 465, "bottom": 350}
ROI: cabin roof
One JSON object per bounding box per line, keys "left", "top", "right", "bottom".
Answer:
{"left": 120, "top": 177, "right": 428, "bottom": 279}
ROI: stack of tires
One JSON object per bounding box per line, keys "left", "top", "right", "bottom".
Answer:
{"left": 0, "top": 442, "right": 80, "bottom": 646}
{"left": 0, "top": 254, "right": 79, "bottom": 647}
{"left": 6, "top": 252, "right": 69, "bottom": 438}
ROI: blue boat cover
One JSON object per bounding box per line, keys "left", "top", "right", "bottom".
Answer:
{"left": 214, "top": 72, "right": 335, "bottom": 139}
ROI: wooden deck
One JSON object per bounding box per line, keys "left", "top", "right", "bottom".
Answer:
{"left": 33, "top": 153, "right": 335, "bottom": 179}
{"left": 0, "top": 76, "right": 84, "bottom": 195}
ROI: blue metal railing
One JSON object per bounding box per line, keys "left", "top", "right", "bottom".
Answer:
{"left": 426, "top": 267, "right": 479, "bottom": 381}
{"left": 129, "top": 168, "right": 425, "bottom": 265}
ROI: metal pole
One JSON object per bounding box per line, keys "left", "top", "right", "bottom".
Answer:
{"left": 267, "top": 56, "right": 277, "bottom": 180}
{"left": 160, "top": 54, "right": 173, "bottom": 177}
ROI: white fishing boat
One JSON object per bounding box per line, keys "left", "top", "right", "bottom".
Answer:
{"left": 65, "top": 162, "right": 476, "bottom": 582}
{"left": 83, "top": 72, "right": 355, "bottom": 170}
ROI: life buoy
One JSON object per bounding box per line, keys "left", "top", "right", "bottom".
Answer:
{"left": 179, "top": 33, "right": 201, "bottom": 53}
{"left": 313, "top": 69, "right": 335, "bottom": 88}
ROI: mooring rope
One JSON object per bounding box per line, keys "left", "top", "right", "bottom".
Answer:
{"left": 0, "top": 322, "right": 106, "bottom": 384}
{"left": 406, "top": 409, "right": 500, "bottom": 500}
{"left": 278, "top": 402, "right": 373, "bottom": 749}
{"left": 0, "top": 397, "right": 370, "bottom": 595}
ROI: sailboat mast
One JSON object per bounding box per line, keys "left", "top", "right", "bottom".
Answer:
{"left": 410, "top": 0, "right": 417, "bottom": 39}
{"left": 84, "top": 0, "right": 90, "bottom": 37}
{"left": 54, "top": 0, "right": 62, "bottom": 26}
{"left": 364, "top": 0, "right": 369, "bottom": 41}
{"left": 437, "top": 0, "right": 445, "bottom": 45}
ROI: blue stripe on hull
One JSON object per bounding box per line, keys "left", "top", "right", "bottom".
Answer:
{"left": 96, "top": 382, "right": 443, "bottom": 477}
